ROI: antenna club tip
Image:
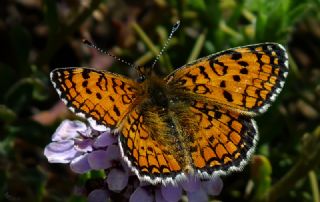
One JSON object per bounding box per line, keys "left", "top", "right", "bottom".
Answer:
{"left": 82, "top": 39, "right": 92, "bottom": 46}
{"left": 172, "top": 20, "right": 181, "bottom": 31}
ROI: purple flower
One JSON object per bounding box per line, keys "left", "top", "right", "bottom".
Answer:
{"left": 45, "top": 119, "right": 224, "bottom": 201}
{"left": 125, "top": 175, "right": 223, "bottom": 202}
{"left": 87, "top": 189, "right": 109, "bottom": 202}
{"left": 130, "top": 187, "right": 153, "bottom": 202}
{"left": 181, "top": 175, "right": 201, "bottom": 192}
{"left": 160, "top": 184, "right": 182, "bottom": 202}
{"left": 107, "top": 168, "right": 129, "bottom": 192}
{"left": 166, "top": 176, "right": 223, "bottom": 202}
{"left": 202, "top": 176, "right": 224, "bottom": 196}
{"left": 44, "top": 119, "right": 117, "bottom": 173}
{"left": 187, "top": 187, "right": 208, "bottom": 202}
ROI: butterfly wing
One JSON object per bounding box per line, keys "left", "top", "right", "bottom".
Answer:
{"left": 50, "top": 67, "right": 140, "bottom": 131}
{"left": 118, "top": 107, "right": 184, "bottom": 184}
{"left": 189, "top": 100, "right": 257, "bottom": 175}
{"left": 118, "top": 99, "right": 258, "bottom": 183}
{"left": 165, "top": 43, "right": 289, "bottom": 115}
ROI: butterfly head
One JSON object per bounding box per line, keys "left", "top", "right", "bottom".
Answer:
{"left": 136, "top": 65, "right": 152, "bottom": 83}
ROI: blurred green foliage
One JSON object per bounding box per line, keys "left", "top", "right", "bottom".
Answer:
{"left": 1, "top": 0, "right": 320, "bottom": 201}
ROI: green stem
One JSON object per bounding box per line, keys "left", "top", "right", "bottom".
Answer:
{"left": 219, "top": 20, "right": 243, "bottom": 40}
{"left": 135, "top": 51, "right": 155, "bottom": 67}
{"left": 132, "top": 22, "right": 171, "bottom": 69}
{"left": 131, "top": 22, "right": 159, "bottom": 56}
{"left": 187, "top": 29, "right": 207, "bottom": 63}
{"left": 309, "top": 170, "right": 320, "bottom": 202}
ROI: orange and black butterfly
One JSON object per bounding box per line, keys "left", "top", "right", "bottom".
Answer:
{"left": 51, "top": 41, "right": 288, "bottom": 184}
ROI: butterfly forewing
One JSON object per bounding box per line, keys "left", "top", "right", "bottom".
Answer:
{"left": 165, "top": 43, "right": 289, "bottom": 115}
{"left": 50, "top": 67, "right": 139, "bottom": 130}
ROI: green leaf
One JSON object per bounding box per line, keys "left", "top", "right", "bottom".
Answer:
{"left": 187, "top": 0, "right": 206, "bottom": 11}
{"left": 0, "top": 105, "right": 16, "bottom": 122}
{"left": 251, "top": 155, "right": 272, "bottom": 200}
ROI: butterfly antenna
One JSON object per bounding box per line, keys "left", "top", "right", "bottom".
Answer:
{"left": 83, "top": 39, "right": 137, "bottom": 69}
{"left": 151, "top": 20, "right": 180, "bottom": 69}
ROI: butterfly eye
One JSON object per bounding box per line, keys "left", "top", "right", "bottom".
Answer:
{"left": 137, "top": 75, "right": 146, "bottom": 83}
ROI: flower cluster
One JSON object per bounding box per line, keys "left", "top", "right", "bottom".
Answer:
{"left": 45, "top": 120, "right": 223, "bottom": 201}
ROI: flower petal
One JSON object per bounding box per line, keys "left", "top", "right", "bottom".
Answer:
{"left": 155, "top": 189, "right": 168, "bottom": 202}
{"left": 130, "top": 187, "right": 153, "bottom": 202}
{"left": 88, "top": 150, "right": 112, "bottom": 170}
{"left": 79, "top": 125, "right": 93, "bottom": 138}
{"left": 75, "top": 139, "right": 93, "bottom": 152}
{"left": 106, "top": 145, "right": 121, "bottom": 161}
{"left": 180, "top": 175, "right": 201, "bottom": 192}
{"left": 106, "top": 168, "right": 129, "bottom": 192}
{"left": 70, "top": 154, "right": 91, "bottom": 173}
{"left": 93, "top": 131, "right": 117, "bottom": 148}
{"left": 161, "top": 184, "right": 182, "bottom": 202}
{"left": 52, "top": 120, "right": 87, "bottom": 141}
{"left": 88, "top": 118, "right": 109, "bottom": 132}
{"left": 44, "top": 140, "right": 80, "bottom": 163}
{"left": 201, "top": 176, "right": 223, "bottom": 196}
{"left": 88, "top": 189, "right": 109, "bottom": 202}
{"left": 187, "top": 187, "right": 208, "bottom": 202}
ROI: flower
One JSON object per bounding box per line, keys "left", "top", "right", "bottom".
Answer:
{"left": 44, "top": 120, "right": 118, "bottom": 173}
{"left": 87, "top": 189, "right": 109, "bottom": 202}
{"left": 44, "top": 120, "right": 224, "bottom": 201}
{"left": 128, "top": 175, "right": 223, "bottom": 202}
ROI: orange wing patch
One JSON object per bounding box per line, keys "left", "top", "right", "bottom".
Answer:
{"left": 50, "top": 68, "right": 140, "bottom": 130}
{"left": 119, "top": 107, "right": 183, "bottom": 184}
{"left": 189, "top": 101, "right": 257, "bottom": 175}
{"left": 166, "top": 43, "right": 288, "bottom": 115}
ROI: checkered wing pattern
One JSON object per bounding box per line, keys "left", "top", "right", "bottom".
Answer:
{"left": 165, "top": 43, "right": 289, "bottom": 115}
{"left": 50, "top": 68, "right": 139, "bottom": 131}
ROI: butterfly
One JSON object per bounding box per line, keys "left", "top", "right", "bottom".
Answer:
{"left": 50, "top": 43, "right": 288, "bottom": 185}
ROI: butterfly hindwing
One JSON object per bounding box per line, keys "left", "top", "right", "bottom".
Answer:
{"left": 165, "top": 43, "right": 289, "bottom": 115}
{"left": 50, "top": 67, "right": 139, "bottom": 130}
{"left": 188, "top": 100, "right": 257, "bottom": 176}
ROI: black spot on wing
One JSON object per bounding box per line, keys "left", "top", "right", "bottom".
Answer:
{"left": 231, "top": 52, "right": 242, "bottom": 60}
{"left": 82, "top": 69, "right": 90, "bottom": 79}
{"left": 223, "top": 90, "right": 233, "bottom": 102}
